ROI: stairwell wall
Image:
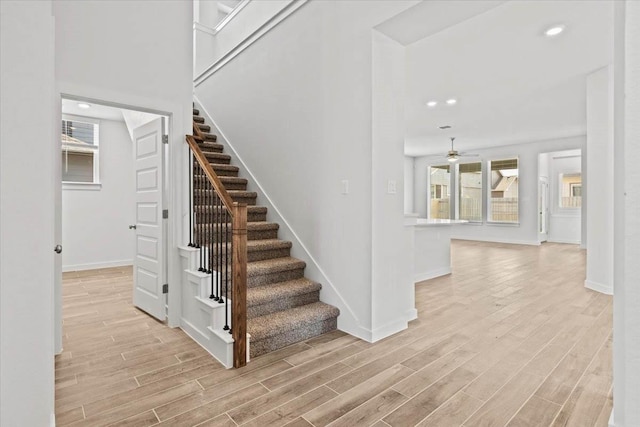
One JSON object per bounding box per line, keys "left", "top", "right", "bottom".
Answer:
{"left": 195, "top": 0, "right": 418, "bottom": 340}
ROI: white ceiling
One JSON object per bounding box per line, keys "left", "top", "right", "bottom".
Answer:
{"left": 61, "top": 99, "right": 125, "bottom": 122}
{"left": 385, "top": 1, "right": 614, "bottom": 157}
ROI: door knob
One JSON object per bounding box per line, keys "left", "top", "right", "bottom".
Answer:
{"left": 129, "top": 225, "right": 137, "bottom": 230}
{"left": 54, "top": 245, "right": 62, "bottom": 254}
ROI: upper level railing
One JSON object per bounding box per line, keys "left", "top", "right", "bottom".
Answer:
{"left": 186, "top": 127, "right": 247, "bottom": 368}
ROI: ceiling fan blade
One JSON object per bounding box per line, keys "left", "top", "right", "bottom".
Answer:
{"left": 457, "top": 153, "right": 480, "bottom": 157}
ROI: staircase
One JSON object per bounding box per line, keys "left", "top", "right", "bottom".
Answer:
{"left": 189, "top": 108, "right": 340, "bottom": 359}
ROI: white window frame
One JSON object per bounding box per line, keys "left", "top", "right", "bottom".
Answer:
{"left": 456, "top": 161, "right": 483, "bottom": 223}
{"left": 62, "top": 114, "right": 101, "bottom": 190}
{"left": 487, "top": 157, "right": 520, "bottom": 225}
{"left": 428, "top": 164, "right": 453, "bottom": 220}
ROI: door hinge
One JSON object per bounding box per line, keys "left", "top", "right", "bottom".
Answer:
{"left": 163, "top": 209, "right": 169, "bottom": 219}
{"left": 162, "top": 284, "right": 168, "bottom": 294}
{"left": 162, "top": 135, "right": 169, "bottom": 144}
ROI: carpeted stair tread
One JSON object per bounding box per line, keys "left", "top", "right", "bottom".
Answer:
{"left": 194, "top": 205, "right": 267, "bottom": 215}
{"left": 197, "top": 141, "right": 224, "bottom": 153}
{"left": 203, "top": 133, "right": 217, "bottom": 142}
{"left": 248, "top": 302, "right": 339, "bottom": 342}
{"left": 203, "top": 152, "right": 231, "bottom": 164}
{"left": 197, "top": 123, "right": 211, "bottom": 133}
{"left": 247, "top": 239, "right": 291, "bottom": 252}
{"left": 193, "top": 108, "right": 200, "bottom": 115}
{"left": 193, "top": 116, "right": 205, "bottom": 123}
{"left": 247, "top": 256, "right": 305, "bottom": 277}
{"left": 210, "top": 164, "right": 239, "bottom": 176}
{"left": 228, "top": 190, "right": 257, "bottom": 198}
{"left": 194, "top": 175, "right": 247, "bottom": 188}
{"left": 247, "top": 278, "right": 321, "bottom": 307}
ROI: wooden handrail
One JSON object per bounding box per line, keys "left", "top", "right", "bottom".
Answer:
{"left": 185, "top": 134, "right": 235, "bottom": 214}
{"left": 193, "top": 120, "right": 206, "bottom": 140}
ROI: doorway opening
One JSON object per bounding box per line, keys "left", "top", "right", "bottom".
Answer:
{"left": 538, "top": 149, "right": 584, "bottom": 245}
{"left": 57, "top": 96, "right": 171, "bottom": 349}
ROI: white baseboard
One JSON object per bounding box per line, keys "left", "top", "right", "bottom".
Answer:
{"left": 585, "top": 279, "right": 613, "bottom": 295}
{"left": 62, "top": 259, "right": 133, "bottom": 272}
{"left": 51, "top": 412, "right": 56, "bottom": 427}
{"left": 548, "top": 238, "right": 582, "bottom": 245}
{"left": 415, "top": 267, "right": 451, "bottom": 283}
{"left": 370, "top": 318, "right": 409, "bottom": 342}
{"left": 609, "top": 408, "right": 614, "bottom": 427}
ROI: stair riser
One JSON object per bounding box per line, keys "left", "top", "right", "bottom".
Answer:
{"left": 248, "top": 248, "right": 291, "bottom": 262}
{"left": 193, "top": 108, "right": 199, "bottom": 115}
{"left": 250, "top": 317, "right": 337, "bottom": 358}
{"left": 194, "top": 228, "right": 278, "bottom": 243}
{"left": 197, "top": 124, "right": 211, "bottom": 133}
{"left": 248, "top": 291, "right": 320, "bottom": 319}
{"left": 210, "top": 167, "right": 238, "bottom": 177}
{"left": 248, "top": 268, "right": 304, "bottom": 288}
{"left": 197, "top": 144, "right": 224, "bottom": 153}
{"left": 203, "top": 153, "right": 231, "bottom": 164}
{"left": 194, "top": 194, "right": 256, "bottom": 205}
{"left": 193, "top": 210, "right": 267, "bottom": 222}
{"left": 193, "top": 181, "right": 247, "bottom": 191}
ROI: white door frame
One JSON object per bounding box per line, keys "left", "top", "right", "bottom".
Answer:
{"left": 55, "top": 87, "right": 188, "bottom": 356}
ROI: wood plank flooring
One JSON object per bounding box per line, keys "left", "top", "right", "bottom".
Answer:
{"left": 56, "top": 241, "right": 612, "bottom": 426}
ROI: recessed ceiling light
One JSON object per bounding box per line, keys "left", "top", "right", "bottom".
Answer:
{"left": 77, "top": 103, "right": 91, "bottom": 109}
{"left": 544, "top": 25, "right": 565, "bottom": 37}
{"left": 426, "top": 101, "right": 438, "bottom": 107}
{"left": 446, "top": 99, "right": 457, "bottom": 105}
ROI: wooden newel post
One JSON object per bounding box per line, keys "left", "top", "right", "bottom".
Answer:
{"left": 232, "top": 202, "right": 248, "bottom": 368}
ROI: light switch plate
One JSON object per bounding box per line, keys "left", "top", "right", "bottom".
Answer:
{"left": 341, "top": 180, "right": 349, "bottom": 195}
{"left": 387, "top": 180, "right": 397, "bottom": 194}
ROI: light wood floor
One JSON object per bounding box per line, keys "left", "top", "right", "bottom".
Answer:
{"left": 56, "top": 241, "right": 612, "bottom": 427}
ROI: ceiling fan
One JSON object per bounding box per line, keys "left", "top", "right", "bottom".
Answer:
{"left": 426, "top": 137, "right": 479, "bottom": 163}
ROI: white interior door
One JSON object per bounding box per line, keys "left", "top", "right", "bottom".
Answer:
{"left": 539, "top": 178, "right": 549, "bottom": 242}
{"left": 133, "top": 117, "right": 166, "bottom": 320}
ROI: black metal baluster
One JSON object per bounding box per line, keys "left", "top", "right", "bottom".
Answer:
{"left": 224, "top": 207, "right": 230, "bottom": 330}
{"left": 197, "top": 163, "right": 204, "bottom": 272}
{"left": 209, "top": 188, "right": 218, "bottom": 301}
{"left": 206, "top": 180, "right": 213, "bottom": 274}
{"left": 188, "top": 149, "right": 194, "bottom": 247}
{"left": 218, "top": 197, "right": 224, "bottom": 304}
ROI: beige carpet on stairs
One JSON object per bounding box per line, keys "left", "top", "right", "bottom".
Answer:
{"left": 191, "top": 108, "right": 340, "bottom": 358}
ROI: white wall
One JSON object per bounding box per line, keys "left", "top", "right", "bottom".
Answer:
{"left": 413, "top": 136, "right": 586, "bottom": 246}
{"left": 0, "top": 1, "right": 56, "bottom": 426}
{"left": 614, "top": 2, "right": 640, "bottom": 425}
{"left": 195, "top": 0, "right": 418, "bottom": 340}
{"left": 585, "top": 66, "right": 614, "bottom": 295}
{"left": 62, "top": 119, "right": 135, "bottom": 271}
{"left": 547, "top": 150, "right": 582, "bottom": 244}
{"left": 53, "top": 0, "right": 193, "bottom": 329}
{"left": 371, "top": 31, "right": 416, "bottom": 339}
{"left": 404, "top": 156, "right": 415, "bottom": 214}
{"left": 194, "top": 0, "right": 301, "bottom": 79}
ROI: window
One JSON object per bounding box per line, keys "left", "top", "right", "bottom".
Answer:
{"left": 488, "top": 158, "right": 518, "bottom": 223}
{"left": 559, "top": 173, "right": 582, "bottom": 208}
{"left": 458, "top": 162, "right": 482, "bottom": 222}
{"left": 429, "top": 165, "right": 451, "bottom": 219}
{"left": 62, "top": 117, "right": 99, "bottom": 184}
